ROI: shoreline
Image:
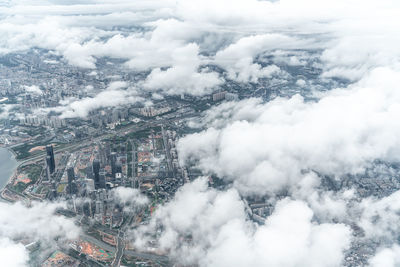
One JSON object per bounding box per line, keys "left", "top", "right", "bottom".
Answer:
{"left": 0, "top": 145, "right": 47, "bottom": 203}
{"left": 0, "top": 146, "right": 25, "bottom": 203}
{"left": 7, "top": 146, "right": 17, "bottom": 158}
{"left": 0, "top": 146, "right": 19, "bottom": 191}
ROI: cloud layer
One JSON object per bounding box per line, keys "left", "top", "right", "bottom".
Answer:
{"left": 3, "top": 0, "right": 400, "bottom": 266}
{"left": 1, "top": 0, "right": 399, "bottom": 97}
{"left": 0, "top": 201, "right": 80, "bottom": 266}
{"left": 131, "top": 177, "right": 351, "bottom": 267}
{"left": 178, "top": 67, "right": 400, "bottom": 195}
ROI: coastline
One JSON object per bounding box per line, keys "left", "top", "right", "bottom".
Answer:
{"left": 0, "top": 145, "right": 46, "bottom": 203}
{"left": 0, "top": 146, "right": 19, "bottom": 194}
{"left": 7, "top": 146, "right": 17, "bottom": 158}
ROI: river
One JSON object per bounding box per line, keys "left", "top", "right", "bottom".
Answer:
{"left": 0, "top": 147, "right": 17, "bottom": 189}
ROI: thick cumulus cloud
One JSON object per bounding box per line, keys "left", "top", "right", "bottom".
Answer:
{"left": 131, "top": 177, "right": 351, "bottom": 267}
{"left": 1, "top": 0, "right": 400, "bottom": 95}
{"left": 0, "top": 104, "right": 16, "bottom": 120}
{"left": 369, "top": 245, "right": 400, "bottom": 267}
{"left": 111, "top": 186, "right": 150, "bottom": 213}
{"left": 0, "top": 200, "right": 80, "bottom": 266}
{"left": 0, "top": 201, "right": 79, "bottom": 240}
{"left": 42, "top": 81, "right": 146, "bottom": 118}
{"left": 214, "top": 34, "right": 304, "bottom": 83}
{"left": 358, "top": 191, "right": 400, "bottom": 242}
{"left": 129, "top": 65, "right": 400, "bottom": 265}
{"left": 172, "top": 67, "right": 400, "bottom": 264}
{"left": 112, "top": 186, "right": 149, "bottom": 206}
{"left": 3, "top": 0, "right": 400, "bottom": 265}
{"left": 178, "top": 67, "right": 400, "bottom": 195}
{"left": 0, "top": 238, "right": 29, "bottom": 267}
{"left": 143, "top": 43, "right": 223, "bottom": 96}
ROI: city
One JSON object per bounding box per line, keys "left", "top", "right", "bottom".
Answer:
{"left": 1, "top": 1, "right": 400, "bottom": 267}
{"left": 0, "top": 49, "right": 245, "bottom": 266}
{"left": 0, "top": 47, "right": 398, "bottom": 267}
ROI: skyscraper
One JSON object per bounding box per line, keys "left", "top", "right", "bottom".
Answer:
{"left": 44, "top": 161, "right": 51, "bottom": 181}
{"left": 99, "top": 170, "right": 106, "bottom": 189}
{"left": 67, "top": 167, "right": 75, "bottom": 195}
{"left": 116, "top": 162, "right": 122, "bottom": 174}
{"left": 45, "top": 155, "right": 54, "bottom": 179}
{"left": 92, "top": 159, "right": 100, "bottom": 188}
{"left": 46, "top": 144, "right": 56, "bottom": 174}
{"left": 110, "top": 152, "right": 117, "bottom": 179}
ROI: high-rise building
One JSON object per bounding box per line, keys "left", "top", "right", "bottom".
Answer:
{"left": 212, "top": 91, "right": 227, "bottom": 102}
{"left": 92, "top": 160, "right": 100, "bottom": 188}
{"left": 44, "top": 162, "right": 51, "bottom": 181}
{"left": 95, "top": 201, "right": 104, "bottom": 215}
{"left": 46, "top": 145, "right": 56, "bottom": 173}
{"left": 99, "top": 170, "right": 106, "bottom": 189}
{"left": 86, "top": 166, "right": 93, "bottom": 180}
{"left": 110, "top": 152, "right": 117, "bottom": 178}
{"left": 67, "top": 167, "right": 75, "bottom": 195}
{"left": 45, "top": 155, "right": 53, "bottom": 178}
{"left": 116, "top": 162, "right": 122, "bottom": 174}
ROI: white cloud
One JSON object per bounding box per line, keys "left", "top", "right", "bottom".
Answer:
{"left": 369, "top": 245, "right": 400, "bottom": 267}
{"left": 131, "top": 177, "right": 351, "bottom": 267}
{"left": 112, "top": 186, "right": 149, "bottom": 206}
{"left": 23, "top": 85, "right": 42, "bottom": 95}
{"left": 0, "top": 0, "right": 399, "bottom": 94}
{"left": 3, "top": 0, "right": 400, "bottom": 265}
{"left": 178, "top": 67, "right": 400, "bottom": 195}
{"left": 296, "top": 79, "right": 306, "bottom": 87}
{"left": 43, "top": 81, "right": 145, "bottom": 118}
{"left": 0, "top": 104, "right": 16, "bottom": 119}
{"left": 358, "top": 191, "right": 400, "bottom": 242}
{"left": 0, "top": 238, "right": 29, "bottom": 267}
{"left": 214, "top": 34, "right": 301, "bottom": 82}
{"left": 0, "top": 200, "right": 80, "bottom": 266}
{"left": 0, "top": 201, "right": 80, "bottom": 241}
{"left": 143, "top": 43, "right": 223, "bottom": 95}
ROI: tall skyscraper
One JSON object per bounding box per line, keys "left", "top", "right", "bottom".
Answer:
{"left": 45, "top": 155, "right": 54, "bottom": 179}
{"left": 44, "top": 161, "right": 51, "bottom": 181}
{"left": 92, "top": 159, "right": 100, "bottom": 188}
{"left": 46, "top": 144, "right": 56, "bottom": 174}
{"left": 67, "top": 167, "right": 75, "bottom": 195}
{"left": 86, "top": 165, "right": 93, "bottom": 179}
{"left": 116, "top": 162, "right": 122, "bottom": 174}
{"left": 99, "top": 170, "right": 106, "bottom": 189}
{"left": 110, "top": 152, "right": 117, "bottom": 179}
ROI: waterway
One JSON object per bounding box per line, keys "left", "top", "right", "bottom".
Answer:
{"left": 0, "top": 147, "right": 17, "bottom": 189}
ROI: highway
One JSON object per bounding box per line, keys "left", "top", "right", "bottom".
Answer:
{"left": 14, "top": 119, "right": 160, "bottom": 166}
{"left": 81, "top": 233, "right": 116, "bottom": 253}
{"left": 9, "top": 112, "right": 193, "bottom": 265}
{"left": 111, "top": 230, "right": 125, "bottom": 267}
{"left": 12, "top": 111, "right": 196, "bottom": 167}
{"left": 80, "top": 232, "right": 169, "bottom": 265}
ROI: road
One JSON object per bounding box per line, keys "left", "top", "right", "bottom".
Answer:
{"left": 8, "top": 113, "right": 195, "bottom": 265}
{"left": 111, "top": 230, "right": 125, "bottom": 267}
{"left": 80, "top": 232, "right": 169, "bottom": 264}
{"left": 81, "top": 233, "right": 116, "bottom": 253}
{"left": 15, "top": 120, "right": 158, "bottom": 166}
{"left": 12, "top": 111, "right": 196, "bottom": 166}
{"left": 161, "top": 126, "right": 173, "bottom": 174}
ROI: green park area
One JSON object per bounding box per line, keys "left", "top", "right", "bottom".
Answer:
{"left": 11, "top": 164, "right": 42, "bottom": 193}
